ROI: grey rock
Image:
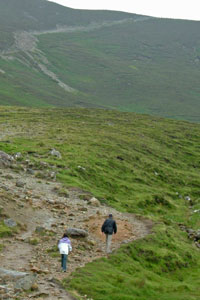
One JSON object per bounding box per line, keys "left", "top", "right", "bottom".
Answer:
{"left": 66, "top": 227, "right": 88, "bottom": 238}
{"left": 16, "top": 180, "right": 25, "bottom": 188}
{"left": 50, "top": 149, "right": 61, "bottom": 159}
{"left": 0, "top": 151, "right": 14, "bottom": 167}
{"left": 49, "top": 171, "right": 56, "bottom": 179}
{"left": 195, "top": 230, "right": 200, "bottom": 241}
{"left": 15, "top": 274, "right": 36, "bottom": 291}
{"left": 196, "top": 242, "right": 200, "bottom": 248}
{"left": 186, "top": 228, "right": 195, "bottom": 234}
{"left": 39, "top": 161, "right": 48, "bottom": 167}
{"left": 26, "top": 168, "right": 35, "bottom": 175}
{"left": 30, "top": 290, "right": 49, "bottom": 297}
{"left": 88, "top": 197, "right": 100, "bottom": 207}
{"left": 46, "top": 199, "right": 55, "bottom": 204}
{"left": 0, "top": 185, "right": 9, "bottom": 191}
{"left": 14, "top": 152, "right": 22, "bottom": 160}
{"left": 0, "top": 268, "right": 28, "bottom": 281}
{"left": 4, "top": 218, "right": 17, "bottom": 228}
{"left": 0, "top": 284, "right": 9, "bottom": 294}
{"left": 35, "top": 226, "right": 45, "bottom": 234}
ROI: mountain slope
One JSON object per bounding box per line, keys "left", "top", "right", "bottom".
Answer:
{"left": 0, "top": 0, "right": 200, "bottom": 121}
{"left": 37, "top": 18, "right": 200, "bottom": 121}
{"left": 0, "top": 107, "right": 199, "bottom": 299}
{"left": 0, "top": 0, "right": 132, "bottom": 50}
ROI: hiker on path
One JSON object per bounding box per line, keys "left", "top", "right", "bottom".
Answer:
{"left": 58, "top": 233, "right": 72, "bottom": 272}
{"left": 101, "top": 214, "right": 117, "bottom": 254}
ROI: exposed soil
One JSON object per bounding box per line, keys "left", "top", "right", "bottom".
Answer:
{"left": 0, "top": 161, "right": 153, "bottom": 299}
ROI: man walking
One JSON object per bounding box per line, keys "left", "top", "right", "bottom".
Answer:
{"left": 101, "top": 214, "right": 117, "bottom": 254}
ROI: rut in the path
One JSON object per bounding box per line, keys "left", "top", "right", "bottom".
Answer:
{"left": 0, "top": 165, "right": 152, "bottom": 299}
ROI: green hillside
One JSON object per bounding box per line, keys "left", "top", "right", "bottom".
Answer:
{"left": 0, "top": 107, "right": 199, "bottom": 299}
{"left": 38, "top": 18, "right": 200, "bottom": 121}
{"left": 0, "top": 0, "right": 131, "bottom": 50}
{"left": 0, "top": 0, "right": 200, "bottom": 121}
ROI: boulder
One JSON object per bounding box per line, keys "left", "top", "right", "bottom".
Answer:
{"left": 66, "top": 228, "right": 88, "bottom": 238}
{"left": 46, "top": 199, "right": 56, "bottom": 205}
{"left": 0, "top": 151, "right": 14, "bottom": 167}
{"left": 49, "top": 149, "right": 62, "bottom": 159}
{"left": 47, "top": 171, "right": 56, "bottom": 180}
{"left": 0, "top": 268, "right": 28, "bottom": 281}
{"left": 14, "top": 152, "right": 22, "bottom": 160}
{"left": 16, "top": 180, "right": 26, "bottom": 188}
{"left": 0, "top": 185, "right": 9, "bottom": 191}
{"left": 195, "top": 230, "right": 200, "bottom": 241}
{"left": 39, "top": 161, "right": 48, "bottom": 168}
{"left": 15, "top": 274, "right": 36, "bottom": 291}
{"left": 88, "top": 197, "right": 101, "bottom": 207}
{"left": 4, "top": 219, "right": 17, "bottom": 228}
{"left": 26, "top": 168, "right": 35, "bottom": 175}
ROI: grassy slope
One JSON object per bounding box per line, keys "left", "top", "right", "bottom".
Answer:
{"left": 0, "top": 0, "right": 200, "bottom": 121}
{"left": 0, "top": 0, "right": 135, "bottom": 109}
{"left": 0, "top": 57, "right": 82, "bottom": 107}
{"left": 0, "top": 0, "right": 132, "bottom": 50}
{"left": 37, "top": 18, "right": 200, "bottom": 122}
{"left": 0, "top": 107, "right": 199, "bottom": 299}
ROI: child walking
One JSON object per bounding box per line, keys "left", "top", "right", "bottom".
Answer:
{"left": 58, "top": 233, "right": 72, "bottom": 272}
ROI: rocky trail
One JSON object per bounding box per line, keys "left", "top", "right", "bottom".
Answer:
{"left": 0, "top": 151, "right": 152, "bottom": 299}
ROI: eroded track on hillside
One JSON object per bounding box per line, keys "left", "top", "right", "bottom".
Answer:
{"left": 0, "top": 17, "right": 152, "bottom": 94}
{"left": 0, "top": 154, "right": 152, "bottom": 299}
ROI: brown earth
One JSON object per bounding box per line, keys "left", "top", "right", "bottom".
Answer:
{"left": 0, "top": 162, "right": 153, "bottom": 300}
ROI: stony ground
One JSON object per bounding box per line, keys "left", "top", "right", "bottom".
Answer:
{"left": 0, "top": 158, "right": 152, "bottom": 300}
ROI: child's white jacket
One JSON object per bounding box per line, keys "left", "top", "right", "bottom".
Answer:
{"left": 58, "top": 237, "right": 72, "bottom": 255}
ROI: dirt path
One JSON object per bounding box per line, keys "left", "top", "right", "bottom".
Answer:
{"left": 0, "top": 163, "right": 152, "bottom": 299}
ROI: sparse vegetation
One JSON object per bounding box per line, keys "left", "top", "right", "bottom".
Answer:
{"left": 0, "top": 222, "right": 13, "bottom": 238}
{"left": 28, "top": 238, "right": 39, "bottom": 246}
{"left": 0, "top": 244, "right": 4, "bottom": 251}
{"left": 47, "top": 245, "right": 60, "bottom": 258}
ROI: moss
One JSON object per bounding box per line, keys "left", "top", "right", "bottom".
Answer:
{"left": 28, "top": 238, "right": 39, "bottom": 245}
{"left": 0, "top": 244, "right": 5, "bottom": 251}
{"left": 0, "top": 222, "right": 13, "bottom": 238}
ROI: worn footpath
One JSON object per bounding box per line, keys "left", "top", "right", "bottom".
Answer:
{"left": 0, "top": 152, "right": 152, "bottom": 299}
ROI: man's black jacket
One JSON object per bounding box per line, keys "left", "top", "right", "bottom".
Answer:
{"left": 101, "top": 218, "right": 117, "bottom": 235}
